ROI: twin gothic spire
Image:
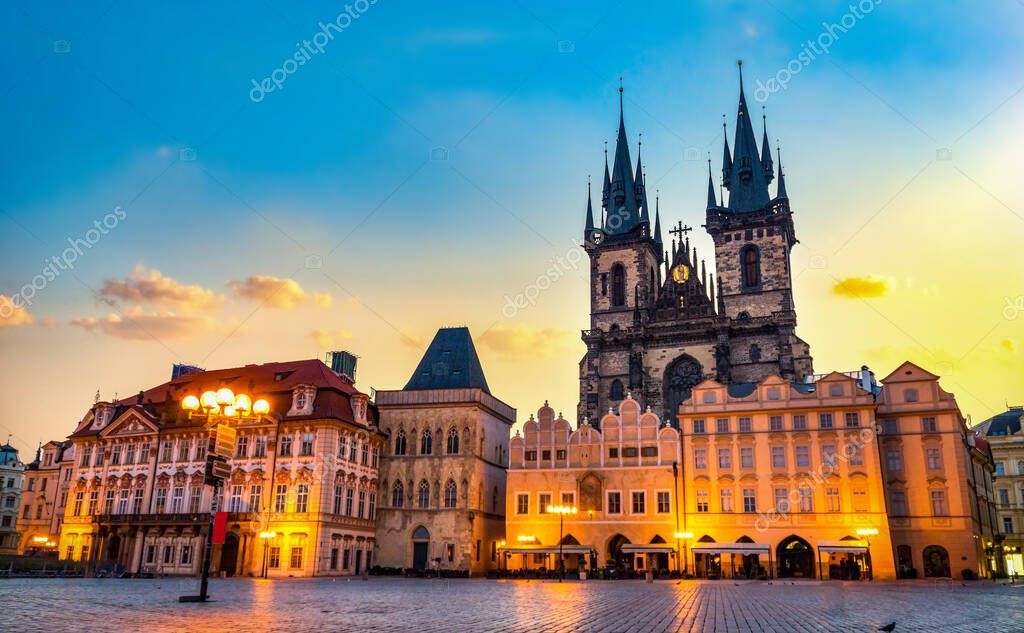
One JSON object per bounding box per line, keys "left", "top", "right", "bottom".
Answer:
{"left": 586, "top": 63, "right": 790, "bottom": 241}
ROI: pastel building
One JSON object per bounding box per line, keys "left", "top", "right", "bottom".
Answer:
{"left": 0, "top": 443, "right": 25, "bottom": 554}
{"left": 18, "top": 441, "right": 73, "bottom": 554}
{"left": 976, "top": 405, "right": 1024, "bottom": 577}
{"left": 506, "top": 397, "right": 682, "bottom": 574}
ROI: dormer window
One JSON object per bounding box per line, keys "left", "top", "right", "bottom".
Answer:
{"left": 288, "top": 385, "right": 316, "bottom": 416}
{"left": 296, "top": 393, "right": 307, "bottom": 410}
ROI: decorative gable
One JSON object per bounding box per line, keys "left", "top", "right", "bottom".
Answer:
{"left": 350, "top": 393, "right": 369, "bottom": 425}
{"left": 287, "top": 384, "right": 317, "bottom": 416}
{"left": 100, "top": 410, "right": 159, "bottom": 438}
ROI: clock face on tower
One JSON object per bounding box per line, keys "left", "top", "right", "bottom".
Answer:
{"left": 590, "top": 230, "right": 604, "bottom": 245}
{"left": 671, "top": 264, "right": 690, "bottom": 284}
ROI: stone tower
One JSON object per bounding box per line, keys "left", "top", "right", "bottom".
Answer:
{"left": 578, "top": 67, "right": 813, "bottom": 426}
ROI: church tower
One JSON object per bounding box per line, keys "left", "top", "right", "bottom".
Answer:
{"left": 578, "top": 66, "right": 812, "bottom": 427}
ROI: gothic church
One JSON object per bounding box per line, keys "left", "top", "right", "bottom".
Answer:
{"left": 578, "top": 64, "right": 814, "bottom": 425}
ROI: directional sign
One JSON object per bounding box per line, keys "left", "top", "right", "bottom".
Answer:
{"left": 204, "top": 454, "right": 231, "bottom": 485}
{"left": 207, "top": 423, "right": 236, "bottom": 459}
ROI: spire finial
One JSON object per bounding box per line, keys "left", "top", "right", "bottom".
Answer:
{"left": 618, "top": 76, "right": 624, "bottom": 117}
{"left": 737, "top": 58, "right": 744, "bottom": 89}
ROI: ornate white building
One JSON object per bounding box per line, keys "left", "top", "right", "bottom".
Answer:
{"left": 57, "top": 359, "right": 385, "bottom": 577}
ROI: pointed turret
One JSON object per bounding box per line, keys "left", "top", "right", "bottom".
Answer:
{"left": 761, "top": 107, "right": 774, "bottom": 185}
{"left": 605, "top": 80, "right": 641, "bottom": 234}
{"left": 706, "top": 158, "right": 717, "bottom": 210}
{"left": 584, "top": 178, "right": 596, "bottom": 232}
{"left": 653, "top": 193, "right": 663, "bottom": 248}
{"left": 601, "top": 143, "right": 610, "bottom": 207}
{"left": 723, "top": 60, "right": 771, "bottom": 213}
{"left": 721, "top": 115, "right": 733, "bottom": 189}
{"left": 776, "top": 148, "right": 789, "bottom": 200}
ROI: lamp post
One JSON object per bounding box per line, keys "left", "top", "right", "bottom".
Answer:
{"left": 675, "top": 532, "right": 693, "bottom": 576}
{"left": 546, "top": 505, "right": 578, "bottom": 582}
{"left": 856, "top": 528, "right": 878, "bottom": 580}
{"left": 259, "top": 531, "right": 276, "bottom": 578}
{"left": 179, "top": 388, "right": 270, "bottom": 603}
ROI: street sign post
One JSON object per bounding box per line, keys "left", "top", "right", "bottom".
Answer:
{"left": 181, "top": 423, "right": 234, "bottom": 603}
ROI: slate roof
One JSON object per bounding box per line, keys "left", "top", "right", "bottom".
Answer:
{"left": 404, "top": 327, "right": 490, "bottom": 394}
{"left": 975, "top": 408, "right": 1024, "bottom": 437}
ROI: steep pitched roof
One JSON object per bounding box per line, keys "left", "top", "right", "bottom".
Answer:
{"left": 976, "top": 408, "right": 1024, "bottom": 437}
{"left": 404, "top": 327, "right": 490, "bottom": 393}
{"left": 724, "top": 63, "right": 771, "bottom": 213}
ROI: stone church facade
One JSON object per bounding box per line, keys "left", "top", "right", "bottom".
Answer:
{"left": 579, "top": 66, "right": 813, "bottom": 425}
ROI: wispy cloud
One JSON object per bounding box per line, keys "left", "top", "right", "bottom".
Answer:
{"left": 71, "top": 307, "right": 216, "bottom": 341}
{"left": 832, "top": 275, "right": 889, "bottom": 298}
{"left": 227, "top": 275, "right": 331, "bottom": 310}
{"left": 309, "top": 328, "right": 353, "bottom": 349}
{"left": 101, "top": 265, "right": 224, "bottom": 311}
{"left": 476, "top": 325, "right": 573, "bottom": 360}
{"left": 0, "top": 295, "right": 34, "bottom": 328}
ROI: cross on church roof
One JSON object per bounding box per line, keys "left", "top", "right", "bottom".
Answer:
{"left": 669, "top": 221, "right": 692, "bottom": 241}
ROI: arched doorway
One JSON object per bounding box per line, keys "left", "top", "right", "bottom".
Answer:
{"left": 412, "top": 526, "right": 430, "bottom": 572}
{"left": 105, "top": 535, "right": 121, "bottom": 564}
{"left": 695, "top": 535, "right": 721, "bottom": 579}
{"left": 923, "top": 545, "right": 951, "bottom": 578}
{"left": 220, "top": 533, "right": 240, "bottom": 577}
{"left": 650, "top": 535, "right": 670, "bottom": 572}
{"left": 608, "top": 534, "right": 632, "bottom": 574}
{"left": 736, "top": 536, "right": 759, "bottom": 579}
{"left": 896, "top": 544, "right": 913, "bottom": 578}
{"left": 663, "top": 355, "right": 703, "bottom": 423}
{"left": 777, "top": 535, "right": 814, "bottom": 579}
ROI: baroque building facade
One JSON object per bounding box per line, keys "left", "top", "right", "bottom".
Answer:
{"left": 17, "top": 440, "right": 73, "bottom": 554}
{"left": 374, "top": 327, "right": 514, "bottom": 576}
{"left": 57, "top": 359, "right": 384, "bottom": 577}
{"left": 972, "top": 406, "right": 1022, "bottom": 576}
{"left": 0, "top": 443, "right": 26, "bottom": 554}
{"left": 579, "top": 66, "right": 813, "bottom": 425}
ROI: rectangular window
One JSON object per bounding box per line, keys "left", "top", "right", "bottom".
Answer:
{"left": 790, "top": 444, "right": 806, "bottom": 469}
{"left": 269, "top": 547, "right": 281, "bottom": 569}
{"left": 556, "top": 449, "right": 567, "bottom": 460}
{"left": 349, "top": 440, "right": 357, "bottom": 461}
{"left": 357, "top": 491, "right": 366, "bottom": 518}
{"left": 132, "top": 489, "right": 143, "bottom": 513}
{"left": 111, "top": 445, "right": 122, "bottom": 465}
{"left": 631, "top": 491, "right": 646, "bottom": 514}
{"left": 342, "top": 549, "right": 350, "bottom": 570}
{"left": 771, "top": 446, "right": 786, "bottom": 469}
{"left": 330, "top": 548, "right": 339, "bottom": 570}
{"left": 228, "top": 485, "right": 243, "bottom": 512}
{"left": 1004, "top": 517, "right": 1014, "bottom": 534}
{"left": 852, "top": 488, "right": 869, "bottom": 513}
{"left": 80, "top": 447, "right": 92, "bottom": 467}
{"left": 792, "top": 415, "right": 807, "bottom": 431}
{"left": 692, "top": 419, "right": 705, "bottom": 434}
{"left": 516, "top": 493, "right": 529, "bottom": 515}
{"left": 798, "top": 488, "right": 813, "bottom": 513}
{"left": 541, "top": 450, "right": 551, "bottom": 460}
{"left": 181, "top": 545, "right": 193, "bottom": 566}
{"left": 716, "top": 418, "right": 730, "bottom": 434}
{"left": 236, "top": 436, "right": 249, "bottom": 458}
{"left": 608, "top": 448, "right": 618, "bottom": 459}
{"left": 640, "top": 446, "right": 658, "bottom": 458}
{"left": 996, "top": 462, "right": 1006, "bottom": 476}
{"left": 890, "top": 490, "right": 907, "bottom": 516}
{"left": 886, "top": 448, "right": 903, "bottom": 472}
{"left": 177, "top": 441, "right": 189, "bottom": 462}
{"left": 295, "top": 484, "right": 309, "bottom": 513}
{"left": 274, "top": 484, "right": 287, "bottom": 513}
{"left": 656, "top": 491, "right": 670, "bottom": 514}
{"left": 720, "top": 489, "right": 733, "bottom": 513}
{"left": 738, "top": 417, "right": 752, "bottom": 433}
{"left": 161, "top": 442, "right": 173, "bottom": 463}
{"left": 696, "top": 490, "right": 709, "bottom": 513}
{"left": 248, "top": 485, "right": 262, "bottom": 512}
{"left": 769, "top": 415, "right": 783, "bottom": 432}
{"left": 826, "top": 487, "right": 840, "bottom": 512}
{"left": 345, "top": 489, "right": 354, "bottom": 516}
{"left": 254, "top": 436, "right": 266, "bottom": 458}
{"left": 717, "top": 448, "right": 731, "bottom": 469}
{"left": 922, "top": 417, "right": 938, "bottom": 433}
{"left": 742, "top": 488, "right": 756, "bottom": 513}
{"left": 145, "top": 545, "right": 155, "bottom": 564}
{"left": 279, "top": 435, "right": 292, "bottom": 456}
{"left": 607, "top": 491, "right": 622, "bottom": 514}
{"left": 818, "top": 412, "right": 834, "bottom": 430}
{"left": 361, "top": 443, "right": 369, "bottom": 465}
{"left": 368, "top": 493, "right": 376, "bottom": 519}
{"left": 844, "top": 412, "right": 860, "bottom": 428}
{"left": 125, "top": 444, "right": 136, "bottom": 464}
{"left": 740, "top": 447, "right": 754, "bottom": 469}
{"left": 87, "top": 490, "right": 98, "bottom": 516}
{"left": 882, "top": 419, "right": 898, "bottom": 435}
{"left": 821, "top": 445, "right": 837, "bottom": 468}
{"left": 95, "top": 447, "right": 104, "bottom": 467}
{"left": 847, "top": 444, "right": 864, "bottom": 466}
{"left": 929, "top": 490, "right": 947, "bottom": 516}
{"left": 694, "top": 448, "right": 707, "bottom": 470}
{"left": 622, "top": 447, "right": 638, "bottom": 458}
{"left": 189, "top": 488, "right": 202, "bottom": 513}
{"left": 300, "top": 433, "right": 315, "bottom": 456}
{"left": 338, "top": 436, "right": 348, "bottom": 459}
{"left": 371, "top": 447, "right": 379, "bottom": 468}
{"left": 163, "top": 546, "right": 174, "bottom": 564}
{"left": 538, "top": 493, "right": 551, "bottom": 513}
{"left": 170, "top": 487, "right": 184, "bottom": 513}
{"left": 560, "top": 492, "right": 575, "bottom": 505}
{"left": 525, "top": 450, "right": 537, "bottom": 461}
{"left": 73, "top": 491, "right": 84, "bottom": 516}
{"left": 774, "top": 488, "right": 789, "bottom": 512}
{"left": 334, "top": 486, "right": 344, "bottom": 515}
{"left": 926, "top": 448, "right": 943, "bottom": 470}
{"left": 290, "top": 548, "right": 304, "bottom": 569}
{"left": 999, "top": 489, "right": 1010, "bottom": 505}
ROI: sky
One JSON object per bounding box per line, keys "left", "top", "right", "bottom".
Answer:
{"left": 1, "top": 0, "right": 1022, "bottom": 456}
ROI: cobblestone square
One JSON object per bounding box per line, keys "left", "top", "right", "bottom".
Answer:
{"left": 3, "top": 577, "right": 1023, "bottom": 632}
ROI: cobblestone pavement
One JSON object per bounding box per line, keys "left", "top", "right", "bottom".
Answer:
{"left": 3, "top": 577, "right": 1024, "bottom": 632}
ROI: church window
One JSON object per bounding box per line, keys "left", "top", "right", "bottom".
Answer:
{"left": 611, "top": 263, "right": 626, "bottom": 306}
{"left": 740, "top": 245, "right": 760, "bottom": 288}
{"left": 417, "top": 480, "right": 430, "bottom": 509}
{"left": 394, "top": 430, "right": 407, "bottom": 456}
{"left": 420, "top": 429, "right": 433, "bottom": 455}
{"left": 444, "top": 480, "right": 458, "bottom": 508}
{"left": 391, "top": 481, "right": 404, "bottom": 508}
{"left": 610, "top": 379, "right": 624, "bottom": 401}
{"left": 446, "top": 427, "right": 460, "bottom": 454}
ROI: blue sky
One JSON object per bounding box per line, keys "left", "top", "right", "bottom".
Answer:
{"left": 1, "top": 1, "right": 1022, "bottom": 452}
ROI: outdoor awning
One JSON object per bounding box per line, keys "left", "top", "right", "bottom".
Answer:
{"left": 817, "top": 540, "right": 868, "bottom": 553}
{"left": 621, "top": 544, "right": 676, "bottom": 554}
{"left": 499, "top": 545, "right": 595, "bottom": 555}
{"left": 691, "top": 543, "right": 772, "bottom": 555}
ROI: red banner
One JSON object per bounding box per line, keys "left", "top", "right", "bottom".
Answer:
{"left": 211, "top": 512, "right": 228, "bottom": 545}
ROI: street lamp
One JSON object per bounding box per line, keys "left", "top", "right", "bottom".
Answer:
{"left": 259, "top": 531, "right": 276, "bottom": 578}
{"left": 179, "top": 390, "right": 269, "bottom": 603}
{"left": 547, "top": 505, "right": 578, "bottom": 582}
{"left": 675, "top": 532, "right": 694, "bottom": 576}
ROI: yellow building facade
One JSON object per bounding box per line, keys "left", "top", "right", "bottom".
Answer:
{"left": 506, "top": 398, "right": 683, "bottom": 576}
